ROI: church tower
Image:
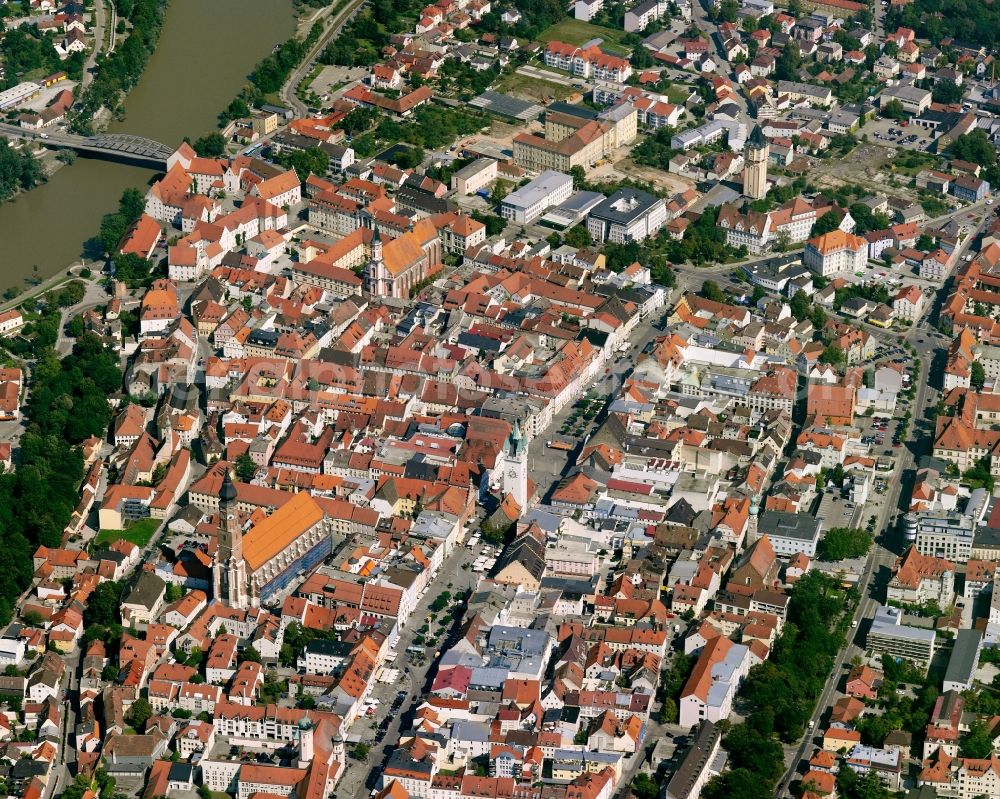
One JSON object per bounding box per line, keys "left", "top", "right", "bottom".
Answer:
{"left": 502, "top": 420, "right": 528, "bottom": 512}
{"left": 365, "top": 227, "right": 390, "bottom": 298}
{"left": 743, "top": 124, "right": 770, "bottom": 200}
{"left": 332, "top": 731, "right": 346, "bottom": 766}
{"left": 213, "top": 470, "right": 249, "bottom": 610}
{"left": 297, "top": 717, "right": 315, "bottom": 767}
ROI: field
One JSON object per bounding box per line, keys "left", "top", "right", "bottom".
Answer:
{"left": 94, "top": 517, "right": 160, "bottom": 549}
{"left": 495, "top": 71, "right": 576, "bottom": 102}
{"left": 536, "top": 18, "right": 631, "bottom": 54}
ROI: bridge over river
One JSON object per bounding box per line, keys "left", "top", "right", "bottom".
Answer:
{"left": 0, "top": 122, "right": 173, "bottom": 169}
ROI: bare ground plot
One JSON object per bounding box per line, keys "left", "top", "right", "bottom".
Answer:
{"left": 806, "top": 144, "right": 923, "bottom": 201}
{"left": 495, "top": 71, "right": 576, "bottom": 103}
{"left": 591, "top": 156, "right": 695, "bottom": 194}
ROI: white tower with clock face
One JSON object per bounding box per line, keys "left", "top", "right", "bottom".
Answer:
{"left": 503, "top": 419, "right": 528, "bottom": 512}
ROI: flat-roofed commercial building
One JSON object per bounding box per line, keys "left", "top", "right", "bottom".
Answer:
{"left": 500, "top": 171, "right": 574, "bottom": 224}
{"left": 867, "top": 604, "right": 936, "bottom": 668}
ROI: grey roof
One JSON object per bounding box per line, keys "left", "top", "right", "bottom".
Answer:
{"left": 449, "top": 720, "right": 490, "bottom": 742}
{"left": 503, "top": 170, "right": 573, "bottom": 211}
{"left": 943, "top": 628, "right": 982, "bottom": 688}
{"left": 124, "top": 571, "right": 166, "bottom": 611}
{"left": 468, "top": 666, "right": 509, "bottom": 688}
{"left": 758, "top": 510, "right": 821, "bottom": 541}
{"left": 588, "top": 188, "right": 662, "bottom": 225}
{"left": 870, "top": 604, "right": 937, "bottom": 643}
{"left": 665, "top": 721, "right": 723, "bottom": 799}
{"left": 468, "top": 90, "right": 544, "bottom": 121}
{"left": 486, "top": 625, "right": 550, "bottom": 657}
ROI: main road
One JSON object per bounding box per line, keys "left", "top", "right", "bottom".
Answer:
{"left": 775, "top": 208, "right": 993, "bottom": 796}
{"left": 278, "top": 0, "right": 370, "bottom": 116}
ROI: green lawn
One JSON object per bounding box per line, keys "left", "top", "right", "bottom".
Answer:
{"left": 95, "top": 517, "right": 160, "bottom": 549}
{"left": 665, "top": 85, "right": 694, "bottom": 104}
{"left": 536, "top": 18, "right": 631, "bottom": 54}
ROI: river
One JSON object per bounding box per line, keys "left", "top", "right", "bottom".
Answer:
{"left": 0, "top": 0, "right": 294, "bottom": 292}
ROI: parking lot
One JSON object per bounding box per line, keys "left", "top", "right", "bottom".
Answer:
{"left": 859, "top": 116, "right": 936, "bottom": 151}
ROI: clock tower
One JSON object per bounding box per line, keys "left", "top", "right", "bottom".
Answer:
{"left": 212, "top": 470, "right": 249, "bottom": 610}
{"left": 502, "top": 419, "right": 528, "bottom": 512}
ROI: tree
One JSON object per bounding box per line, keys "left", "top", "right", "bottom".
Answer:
{"left": 352, "top": 742, "right": 370, "bottom": 760}
{"left": 564, "top": 225, "right": 592, "bottom": 248}
{"left": 972, "top": 361, "right": 986, "bottom": 391}
{"left": 963, "top": 457, "right": 995, "bottom": 492}
{"left": 812, "top": 209, "right": 844, "bottom": 236}
{"left": 125, "top": 697, "right": 152, "bottom": 730}
{"left": 961, "top": 718, "right": 994, "bottom": 758}
{"left": 817, "top": 528, "right": 873, "bottom": 561}
{"left": 191, "top": 132, "right": 226, "bottom": 157}
{"left": 950, "top": 129, "right": 996, "bottom": 168}
{"left": 658, "top": 697, "right": 678, "bottom": 723}
{"left": 278, "top": 148, "right": 329, "bottom": 182}
{"left": 471, "top": 211, "right": 505, "bottom": 237}
{"left": 821, "top": 344, "right": 844, "bottom": 365}
{"left": 790, "top": 290, "right": 811, "bottom": 321}
{"left": 111, "top": 252, "right": 153, "bottom": 286}
{"left": 838, "top": 766, "right": 890, "bottom": 799}
{"left": 701, "top": 280, "right": 725, "bottom": 303}
{"left": 234, "top": 452, "right": 257, "bottom": 482}
{"left": 703, "top": 768, "right": 772, "bottom": 799}
{"left": 880, "top": 99, "right": 906, "bottom": 120}
{"left": 66, "top": 315, "right": 85, "bottom": 339}
{"left": 84, "top": 581, "right": 121, "bottom": 628}
{"left": 489, "top": 180, "right": 510, "bottom": 205}
{"left": 932, "top": 77, "right": 963, "bottom": 105}
{"left": 775, "top": 40, "right": 801, "bottom": 81}
{"left": 164, "top": 583, "right": 183, "bottom": 603}
{"left": 630, "top": 774, "right": 659, "bottom": 799}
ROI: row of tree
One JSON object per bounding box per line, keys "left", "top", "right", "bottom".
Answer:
{"left": 0, "top": 332, "right": 121, "bottom": 624}
{"left": 888, "top": 0, "right": 1000, "bottom": 47}
{"left": 703, "top": 572, "right": 856, "bottom": 799}
{"left": 71, "top": 0, "right": 167, "bottom": 132}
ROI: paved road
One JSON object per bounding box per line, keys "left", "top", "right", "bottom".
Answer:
{"left": 278, "top": 0, "right": 369, "bottom": 117}
{"left": 82, "top": 0, "right": 106, "bottom": 90}
{"left": 341, "top": 542, "right": 476, "bottom": 798}
{"left": 775, "top": 209, "right": 993, "bottom": 795}
{"left": 527, "top": 309, "right": 669, "bottom": 502}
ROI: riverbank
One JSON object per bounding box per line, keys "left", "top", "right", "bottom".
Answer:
{"left": 0, "top": 0, "right": 294, "bottom": 295}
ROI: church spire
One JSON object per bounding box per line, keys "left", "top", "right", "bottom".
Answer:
{"left": 214, "top": 467, "right": 248, "bottom": 609}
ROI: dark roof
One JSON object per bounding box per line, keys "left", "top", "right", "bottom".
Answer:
{"left": 665, "top": 721, "right": 722, "bottom": 799}
{"left": 493, "top": 531, "right": 545, "bottom": 582}
{"left": 665, "top": 497, "right": 697, "bottom": 526}
{"left": 124, "top": 572, "right": 166, "bottom": 611}
{"left": 547, "top": 101, "right": 599, "bottom": 121}
{"left": 304, "top": 638, "right": 353, "bottom": 657}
